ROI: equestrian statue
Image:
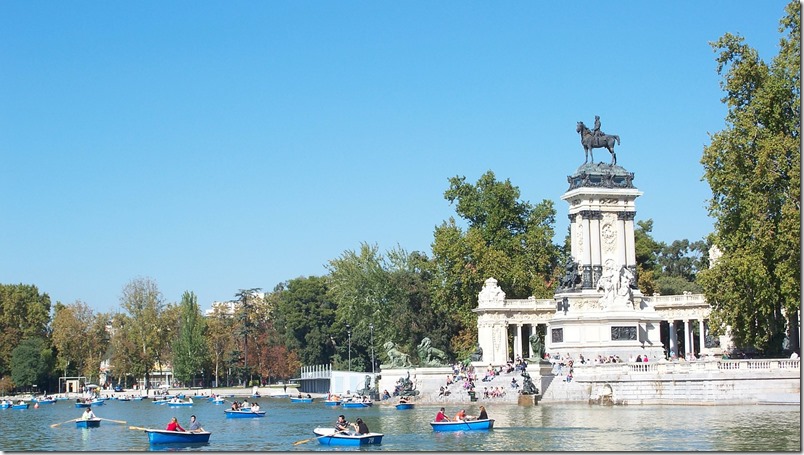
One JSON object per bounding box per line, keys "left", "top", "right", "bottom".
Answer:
{"left": 576, "top": 115, "right": 620, "bottom": 165}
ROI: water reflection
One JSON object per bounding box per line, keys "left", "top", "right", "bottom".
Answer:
{"left": 0, "top": 398, "right": 798, "bottom": 451}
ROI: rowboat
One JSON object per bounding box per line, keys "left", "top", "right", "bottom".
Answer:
{"left": 0, "top": 402, "right": 10, "bottom": 409}
{"left": 11, "top": 403, "right": 30, "bottom": 410}
{"left": 75, "top": 400, "right": 103, "bottom": 408}
{"left": 143, "top": 429, "right": 212, "bottom": 444}
{"left": 167, "top": 398, "right": 193, "bottom": 407}
{"left": 395, "top": 402, "right": 415, "bottom": 410}
{"left": 312, "top": 427, "right": 383, "bottom": 446}
{"left": 211, "top": 398, "right": 225, "bottom": 404}
{"left": 75, "top": 418, "right": 101, "bottom": 428}
{"left": 224, "top": 410, "right": 266, "bottom": 418}
{"left": 34, "top": 397, "right": 56, "bottom": 404}
{"left": 341, "top": 401, "right": 372, "bottom": 408}
{"left": 323, "top": 400, "right": 341, "bottom": 406}
{"left": 430, "top": 418, "right": 495, "bottom": 431}
{"left": 289, "top": 397, "right": 313, "bottom": 403}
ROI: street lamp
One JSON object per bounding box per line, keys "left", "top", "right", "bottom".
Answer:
{"left": 346, "top": 324, "right": 352, "bottom": 372}
{"left": 369, "top": 324, "right": 377, "bottom": 387}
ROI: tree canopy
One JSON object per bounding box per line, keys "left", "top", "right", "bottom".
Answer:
{"left": 698, "top": 1, "right": 800, "bottom": 355}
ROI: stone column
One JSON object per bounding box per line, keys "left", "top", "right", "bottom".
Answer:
{"left": 528, "top": 325, "right": 535, "bottom": 359}
{"left": 514, "top": 324, "right": 523, "bottom": 360}
{"left": 684, "top": 319, "right": 692, "bottom": 357}
{"left": 698, "top": 320, "right": 706, "bottom": 354}
{"left": 668, "top": 320, "right": 678, "bottom": 358}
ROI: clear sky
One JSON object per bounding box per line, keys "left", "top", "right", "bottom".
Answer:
{"left": 0, "top": 1, "right": 791, "bottom": 314}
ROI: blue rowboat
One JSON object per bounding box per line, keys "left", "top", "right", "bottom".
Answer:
{"left": 395, "top": 403, "right": 415, "bottom": 410}
{"left": 131, "top": 396, "right": 144, "bottom": 401}
{"left": 34, "top": 398, "right": 56, "bottom": 404}
{"left": 211, "top": 398, "right": 225, "bottom": 405}
{"left": 430, "top": 418, "right": 495, "bottom": 431}
{"left": 312, "top": 428, "right": 383, "bottom": 446}
{"left": 91, "top": 399, "right": 104, "bottom": 405}
{"left": 75, "top": 418, "right": 101, "bottom": 428}
{"left": 224, "top": 410, "right": 266, "bottom": 418}
{"left": 167, "top": 399, "right": 193, "bottom": 407}
{"left": 144, "top": 429, "right": 211, "bottom": 444}
{"left": 289, "top": 397, "right": 313, "bottom": 403}
{"left": 341, "top": 401, "right": 372, "bottom": 408}
{"left": 0, "top": 402, "right": 10, "bottom": 409}
{"left": 12, "top": 403, "right": 30, "bottom": 410}
{"left": 323, "top": 400, "right": 341, "bottom": 406}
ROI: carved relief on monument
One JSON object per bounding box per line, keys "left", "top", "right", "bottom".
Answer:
{"left": 575, "top": 215, "right": 584, "bottom": 259}
{"left": 600, "top": 212, "right": 618, "bottom": 254}
{"left": 600, "top": 198, "right": 619, "bottom": 205}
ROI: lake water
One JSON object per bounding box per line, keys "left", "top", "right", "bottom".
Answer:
{"left": 0, "top": 397, "right": 799, "bottom": 451}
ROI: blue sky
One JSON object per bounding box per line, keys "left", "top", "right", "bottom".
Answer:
{"left": 0, "top": 1, "right": 791, "bottom": 313}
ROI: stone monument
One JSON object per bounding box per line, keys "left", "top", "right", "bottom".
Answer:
{"left": 548, "top": 123, "right": 664, "bottom": 359}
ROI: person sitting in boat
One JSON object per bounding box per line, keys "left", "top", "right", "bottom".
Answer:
{"left": 166, "top": 417, "right": 185, "bottom": 432}
{"left": 351, "top": 417, "right": 370, "bottom": 435}
{"left": 454, "top": 409, "right": 467, "bottom": 421}
{"left": 306, "top": 393, "right": 312, "bottom": 399}
{"left": 230, "top": 401, "right": 240, "bottom": 411}
{"left": 241, "top": 398, "right": 250, "bottom": 408}
{"left": 398, "top": 396, "right": 409, "bottom": 404}
{"left": 187, "top": 415, "right": 204, "bottom": 433}
{"left": 477, "top": 405, "right": 488, "bottom": 420}
{"left": 335, "top": 415, "right": 350, "bottom": 434}
{"left": 251, "top": 402, "right": 260, "bottom": 412}
{"left": 80, "top": 407, "right": 96, "bottom": 420}
{"left": 435, "top": 407, "right": 450, "bottom": 422}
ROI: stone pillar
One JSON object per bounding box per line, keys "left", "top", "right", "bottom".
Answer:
{"left": 528, "top": 325, "right": 535, "bottom": 358}
{"left": 668, "top": 320, "right": 678, "bottom": 358}
{"left": 684, "top": 319, "right": 692, "bottom": 357}
{"left": 515, "top": 324, "right": 523, "bottom": 360}
{"left": 698, "top": 320, "right": 706, "bottom": 354}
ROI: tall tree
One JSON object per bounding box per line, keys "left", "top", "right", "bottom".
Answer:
{"left": 431, "top": 171, "right": 559, "bottom": 355}
{"left": 0, "top": 284, "right": 52, "bottom": 376}
{"left": 51, "top": 301, "right": 95, "bottom": 382}
{"left": 118, "top": 277, "right": 165, "bottom": 388}
{"left": 10, "top": 337, "right": 53, "bottom": 392}
{"left": 274, "top": 276, "right": 337, "bottom": 368}
{"left": 233, "top": 288, "right": 262, "bottom": 386}
{"left": 205, "top": 304, "right": 236, "bottom": 387}
{"left": 698, "top": 1, "right": 800, "bottom": 355}
{"left": 171, "top": 291, "right": 208, "bottom": 386}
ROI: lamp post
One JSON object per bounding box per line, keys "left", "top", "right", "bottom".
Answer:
{"left": 346, "top": 324, "right": 352, "bottom": 372}
{"left": 369, "top": 323, "right": 375, "bottom": 386}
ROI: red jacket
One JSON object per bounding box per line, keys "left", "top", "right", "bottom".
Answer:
{"left": 166, "top": 422, "right": 185, "bottom": 432}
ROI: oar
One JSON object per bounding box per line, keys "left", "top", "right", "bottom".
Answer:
{"left": 99, "top": 418, "right": 126, "bottom": 424}
{"left": 293, "top": 434, "right": 329, "bottom": 446}
{"left": 128, "top": 426, "right": 149, "bottom": 431}
{"left": 50, "top": 418, "right": 77, "bottom": 428}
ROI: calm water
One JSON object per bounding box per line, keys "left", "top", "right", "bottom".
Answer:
{"left": 0, "top": 397, "right": 799, "bottom": 451}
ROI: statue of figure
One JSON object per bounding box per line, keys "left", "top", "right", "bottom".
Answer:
{"left": 576, "top": 118, "right": 620, "bottom": 165}
{"left": 469, "top": 345, "right": 483, "bottom": 362}
{"left": 592, "top": 115, "right": 602, "bottom": 140}
{"left": 394, "top": 371, "right": 419, "bottom": 398}
{"left": 596, "top": 259, "right": 618, "bottom": 308}
{"left": 597, "top": 260, "right": 636, "bottom": 309}
{"left": 560, "top": 258, "right": 580, "bottom": 290}
{"left": 382, "top": 341, "right": 413, "bottom": 368}
{"left": 529, "top": 333, "right": 543, "bottom": 359}
{"left": 520, "top": 370, "right": 539, "bottom": 395}
{"left": 417, "top": 337, "right": 449, "bottom": 367}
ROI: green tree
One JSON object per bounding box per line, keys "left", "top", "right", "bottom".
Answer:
{"left": 274, "top": 276, "right": 337, "bottom": 368}
{"left": 171, "top": 291, "right": 208, "bottom": 386}
{"left": 432, "top": 171, "right": 559, "bottom": 355}
{"left": 205, "top": 304, "right": 236, "bottom": 387}
{"left": 233, "top": 288, "right": 262, "bottom": 386}
{"left": 10, "top": 337, "right": 53, "bottom": 392}
{"left": 698, "top": 1, "right": 800, "bottom": 355}
{"left": 118, "top": 277, "right": 165, "bottom": 387}
{"left": 51, "top": 301, "right": 95, "bottom": 382}
{"left": 0, "top": 284, "right": 52, "bottom": 376}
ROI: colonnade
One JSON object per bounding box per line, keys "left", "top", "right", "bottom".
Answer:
{"left": 667, "top": 318, "right": 707, "bottom": 358}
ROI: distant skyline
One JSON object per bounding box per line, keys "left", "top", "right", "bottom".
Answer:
{"left": 1, "top": 1, "right": 790, "bottom": 313}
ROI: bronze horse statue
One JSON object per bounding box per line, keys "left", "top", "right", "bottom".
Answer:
{"left": 576, "top": 121, "right": 620, "bottom": 165}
